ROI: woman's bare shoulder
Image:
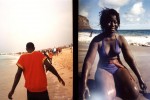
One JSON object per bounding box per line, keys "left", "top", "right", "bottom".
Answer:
{"left": 89, "top": 34, "right": 103, "bottom": 49}
{"left": 116, "top": 34, "right": 126, "bottom": 41}
{"left": 92, "top": 33, "right": 103, "bottom": 42}
{"left": 116, "top": 33, "right": 128, "bottom": 47}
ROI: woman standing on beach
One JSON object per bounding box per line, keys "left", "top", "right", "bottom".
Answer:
{"left": 81, "top": 8, "right": 147, "bottom": 100}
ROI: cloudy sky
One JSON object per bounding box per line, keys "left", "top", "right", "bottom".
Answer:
{"left": 79, "top": 0, "right": 150, "bottom": 30}
{"left": 0, "top": 0, "right": 72, "bottom": 53}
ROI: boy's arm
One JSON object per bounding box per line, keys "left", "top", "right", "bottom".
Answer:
{"left": 44, "top": 59, "right": 65, "bottom": 86}
{"left": 43, "top": 52, "right": 50, "bottom": 60}
{"left": 8, "top": 67, "right": 23, "bottom": 99}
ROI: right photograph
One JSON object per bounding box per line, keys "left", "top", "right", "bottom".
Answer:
{"left": 78, "top": 0, "right": 150, "bottom": 100}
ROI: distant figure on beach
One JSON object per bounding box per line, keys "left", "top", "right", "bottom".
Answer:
{"left": 56, "top": 47, "right": 62, "bottom": 55}
{"left": 8, "top": 42, "right": 65, "bottom": 100}
{"left": 81, "top": 8, "right": 147, "bottom": 100}
{"left": 70, "top": 46, "right": 73, "bottom": 53}
{"left": 52, "top": 47, "right": 57, "bottom": 55}
{"left": 89, "top": 30, "right": 93, "bottom": 37}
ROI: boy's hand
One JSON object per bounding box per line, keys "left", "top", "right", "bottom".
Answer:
{"left": 8, "top": 90, "right": 14, "bottom": 99}
{"left": 58, "top": 77, "right": 65, "bottom": 86}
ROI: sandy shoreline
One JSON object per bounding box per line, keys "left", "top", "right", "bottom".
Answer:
{"left": 78, "top": 42, "right": 150, "bottom": 100}
{"left": 47, "top": 48, "right": 73, "bottom": 100}
{"left": 0, "top": 48, "right": 73, "bottom": 100}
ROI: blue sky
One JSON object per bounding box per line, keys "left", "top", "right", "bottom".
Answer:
{"left": 0, "top": 0, "right": 72, "bottom": 53}
{"left": 79, "top": 0, "right": 150, "bottom": 30}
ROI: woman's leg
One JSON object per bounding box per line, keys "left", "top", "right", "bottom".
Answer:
{"left": 114, "top": 68, "right": 139, "bottom": 100}
{"left": 94, "top": 68, "right": 116, "bottom": 100}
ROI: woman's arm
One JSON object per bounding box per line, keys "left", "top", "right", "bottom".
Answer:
{"left": 119, "top": 35, "right": 147, "bottom": 90}
{"left": 81, "top": 38, "right": 99, "bottom": 99}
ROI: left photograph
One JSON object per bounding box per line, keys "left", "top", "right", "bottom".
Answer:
{"left": 0, "top": 0, "right": 73, "bottom": 100}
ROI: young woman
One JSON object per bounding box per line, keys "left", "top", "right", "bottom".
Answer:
{"left": 81, "top": 8, "right": 147, "bottom": 100}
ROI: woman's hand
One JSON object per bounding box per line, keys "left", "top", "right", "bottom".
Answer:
{"left": 82, "top": 85, "right": 90, "bottom": 100}
{"left": 109, "top": 59, "right": 124, "bottom": 68}
{"left": 139, "top": 78, "right": 147, "bottom": 91}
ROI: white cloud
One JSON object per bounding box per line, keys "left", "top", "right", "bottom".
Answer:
{"left": 98, "top": 0, "right": 129, "bottom": 11}
{"left": 130, "top": 2, "right": 145, "bottom": 15}
{"left": 79, "top": 9, "right": 88, "bottom": 17}
{"left": 123, "top": 2, "right": 145, "bottom": 22}
{"left": 124, "top": 14, "right": 140, "bottom": 22}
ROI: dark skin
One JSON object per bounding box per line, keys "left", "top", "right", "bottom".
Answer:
{"left": 81, "top": 15, "right": 147, "bottom": 99}
{"left": 43, "top": 51, "right": 52, "bottom": 65}
{"left": 8, "top": 48, "right": 65, "bottom": 99}
{"left": 8, "top": 67, "right": 22, "bottom": 100}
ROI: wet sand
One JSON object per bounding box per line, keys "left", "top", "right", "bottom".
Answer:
{"left": 0, "top": 55, "right": 26, "bottom": 100}
{"left": 0, "top": 48, "right": 73, "bottom": 100}
{"left": 78, "top": 42, "right": 150, "bottom": 100}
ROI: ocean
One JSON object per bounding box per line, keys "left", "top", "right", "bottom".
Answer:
{"left": 79, "top": 29, "right": 150, "bottom": 46}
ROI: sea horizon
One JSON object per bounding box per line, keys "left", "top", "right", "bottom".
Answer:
{"left": 78, "top": 29, "right": 150, "bottom": 47}
{"left": 79, "top": 29, "right": 150, "bottom": 31}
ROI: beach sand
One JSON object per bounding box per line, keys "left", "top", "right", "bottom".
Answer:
{"left": 47, "top": 48, "right": 73, "bottom": 100}
{"left": 78, "top": 42, "right": 150, "bottom": 100}
{"left": 0, "top": 48, "right": 73, "bottom": 100}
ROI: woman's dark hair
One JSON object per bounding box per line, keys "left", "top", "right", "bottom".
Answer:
{"left": 99, "top": 8, "right": 120, "bottom": 31}
{"left": 26, "top": 42, "right": 35, "bottom": 50}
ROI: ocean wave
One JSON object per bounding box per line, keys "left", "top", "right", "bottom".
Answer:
{"left": 78, "top": 32, "right": 150, "bottom": 47}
